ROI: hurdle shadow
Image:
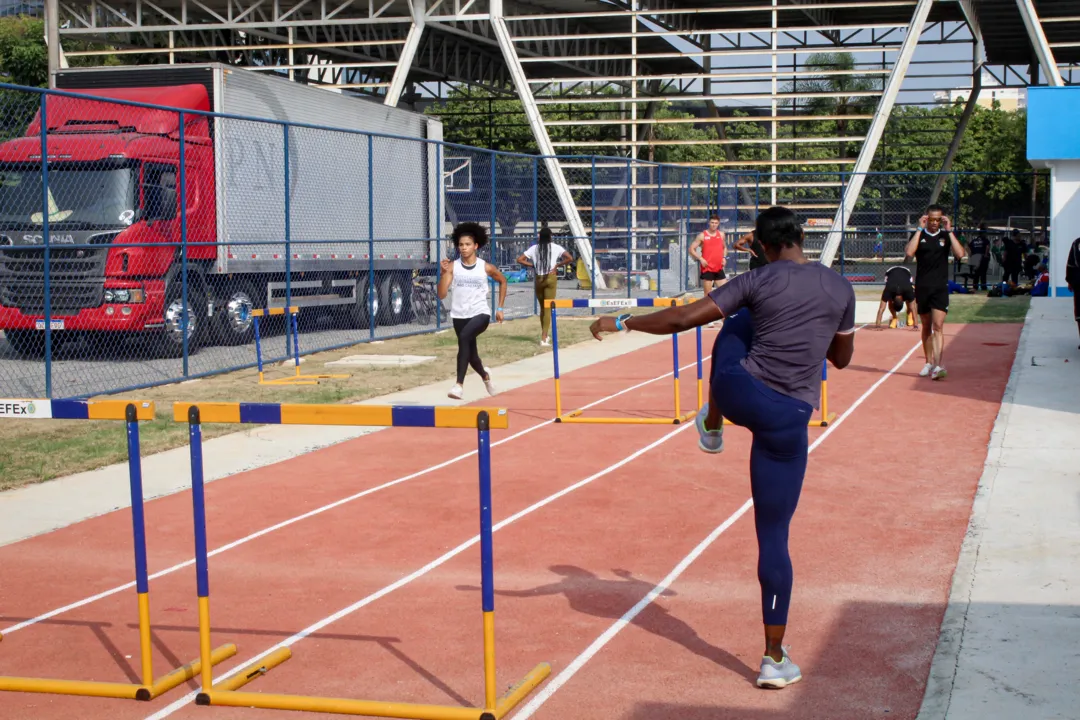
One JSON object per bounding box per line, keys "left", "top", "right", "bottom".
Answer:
{"left": 1, "top": 615, "right": 471, "bottom": 706}
{"left": 0, "top": 615, "right": 141, "bottom": 684}
{"left": 456, "top": 565, "right": 756, "bottom": 684}
{"left": 132, "top": 622, "right": 473, "bottom": 705}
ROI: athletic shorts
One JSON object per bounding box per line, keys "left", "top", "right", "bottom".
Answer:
{"left": 701, "top": 270, "right": 727, "bottom": 281}
{"left": 882, "top": 280, "right": 915, "bottom": 304}
{"left": 916, "top": 284, "right": 949, "bottom": 314}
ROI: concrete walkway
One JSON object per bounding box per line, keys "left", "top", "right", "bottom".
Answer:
{"left": 918, "top": 297, "right": 1080, "bottom": 720}
{"left": 0, "top": 329, "right": 670, "bottom": 547}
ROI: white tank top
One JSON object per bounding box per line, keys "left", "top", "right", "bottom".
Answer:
{"left": 450, "top": 258, "right": 491, "bottom": 319}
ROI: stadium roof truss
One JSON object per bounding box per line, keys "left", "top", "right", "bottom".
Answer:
{"left": 47, "top": 0, "right": 1080, "bottom": 271}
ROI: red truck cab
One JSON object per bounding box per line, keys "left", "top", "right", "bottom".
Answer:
{"left": 0, "top": 85, "right": 215, "bottom": 357}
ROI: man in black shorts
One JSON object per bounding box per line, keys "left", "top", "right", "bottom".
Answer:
{"left": 874, "top": 264, "right": 919, "bottom": 330}
{"left": 1067, "top": 235, "right": 1080, "bottom": 349}
{"left": 905, "top": 205, "right": 966, "bottom": 380}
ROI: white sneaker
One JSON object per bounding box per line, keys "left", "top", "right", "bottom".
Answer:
{"left": 919, "top": 363, "right": 933, "bottom": 378}
{"left": 483, "top": 375, "right": 498, "bottom": 396}
{"left": 540, "top": 337, "right": 552, "bottom": 347}
{"left": 931, "top": 365, "right": 948, "bottom": 381}
{"left": 756, "top": 648, "right": 802, "bottom": 689}
{"left": 448, "top": 383, "right": 463, "bottom": 400}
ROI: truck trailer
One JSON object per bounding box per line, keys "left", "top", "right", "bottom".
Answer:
{"left": 0, "top": 63, "right": 443, "bottom": 357}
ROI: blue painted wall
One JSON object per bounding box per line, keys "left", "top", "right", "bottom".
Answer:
{"left": 1028, "top": 87, "right": 1080, "bottom": 163}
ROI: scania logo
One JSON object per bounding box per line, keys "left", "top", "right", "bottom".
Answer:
{"left": 21, "top": 234, "right": 76, "bottom": 245}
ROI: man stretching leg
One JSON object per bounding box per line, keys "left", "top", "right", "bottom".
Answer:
{"left": 906, "top": 205, "right": 965, "bottom": 380}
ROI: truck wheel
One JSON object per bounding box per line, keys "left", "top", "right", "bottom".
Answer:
{"left": 378, "top": 274, "right": 410, "bottom": 326}
{"left": 156, "top": 269, "right": 209, "bottom": 358}
{"left": 215, "top": 283, "right": 258, "bottom": 346}
{"left": 345, "top": 277, "right": 378, "bottom": 329}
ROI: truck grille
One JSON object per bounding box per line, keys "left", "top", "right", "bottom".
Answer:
{"left": 0, "top": 235, "right": 112, "bottom": 315}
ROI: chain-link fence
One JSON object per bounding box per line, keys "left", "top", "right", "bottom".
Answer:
{"left": 0, "top": 81, "right": 1047, "bottom": 398}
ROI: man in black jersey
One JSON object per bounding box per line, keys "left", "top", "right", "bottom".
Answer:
{"left": 968, "top": 224, "right": 992, "bottom": 291}
{"left": 874, "top": 264, "right": 919, "bottom": 330}
{"left": 905, "top": 205, "right": 966, "bottom": 380}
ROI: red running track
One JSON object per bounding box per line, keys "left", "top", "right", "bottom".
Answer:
{"left": 0, "top": 322, "right": 1020, "bottom": 720}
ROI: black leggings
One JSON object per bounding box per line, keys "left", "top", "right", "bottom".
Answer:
{"left": 453, "top": 315, "right": 490, "bottom": 384}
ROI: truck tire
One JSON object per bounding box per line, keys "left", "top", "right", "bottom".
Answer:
{"left": 345, "top": 277, "right": 378, "bottom": 330}
{"left": 156, "top": 267, "right": 209, "bottom": 358}
{"left": 214, "top": 281, "right": 259, "bottom": 346}
{"left": 378, "top": 274, "right": 410, "bottom": 326}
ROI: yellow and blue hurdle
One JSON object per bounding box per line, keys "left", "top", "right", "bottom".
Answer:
{"left": 0, "top": 399, "right": 237, "bottom": 702}
{"left": 175, "top": 401, "right": 550, "bottom": 719}
{"left": 546, "top": 298, "right": 704, "bottom": 425}
{"left": 721, "top": 360, "right": 836, "bottom": 428}
{"left": 253, "top": 307, "right": 350, "bottom": 386}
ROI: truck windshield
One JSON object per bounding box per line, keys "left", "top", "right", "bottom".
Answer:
{"left": 0, "top": 166, "right": 137, "bottom": 229}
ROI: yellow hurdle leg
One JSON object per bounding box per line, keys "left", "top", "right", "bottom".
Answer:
{"left": 673, "top": 377, "right": 681, "bottom": 420}
{"left": 554, "top": 378, "right": 563, "bottom": 420}
{"left": 198, "top": 596, "right": 213, "bottom": 691}
{"left": 150, "top": 644, "right": 238, "bottom": 699}
{"left": 137, "top": 592, "right": 154, "bottom": 687}
{"left": 483, "top": 612, "right": 496, "bottom": 711}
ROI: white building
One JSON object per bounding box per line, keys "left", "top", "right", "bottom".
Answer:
{"left": 934, "top": 73, "right": 1027, "bottom": 111}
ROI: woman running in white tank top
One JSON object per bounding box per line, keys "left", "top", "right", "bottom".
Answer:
{"left": 437, "top": 222, "right": 508, "bottom": 399}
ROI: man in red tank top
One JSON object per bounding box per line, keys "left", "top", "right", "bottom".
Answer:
{"left": 690, "top": 215, "right": 728, "bottom": 297}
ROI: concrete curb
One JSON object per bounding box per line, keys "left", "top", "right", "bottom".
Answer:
{"left": 914, "top": 304, "right": 1031, "bottom": 720}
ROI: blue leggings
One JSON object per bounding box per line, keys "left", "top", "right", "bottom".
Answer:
{"left": 710, "top": 311, "right": 812, "bottom": 626}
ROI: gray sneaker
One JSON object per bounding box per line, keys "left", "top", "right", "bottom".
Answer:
{"left": 695, "top": 403, "right": 724, "bottom": 454}
{"left": 756, "top": 648, "right": 802, "bottom": 689}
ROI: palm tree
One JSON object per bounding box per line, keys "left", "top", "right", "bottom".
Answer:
{"left": 783, "top": 52, "right": 883, "bottom": 162}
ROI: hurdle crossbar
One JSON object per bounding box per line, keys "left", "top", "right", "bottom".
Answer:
{"left": 720, "top": 360, "right": 837, "bottom": 428}
{"left": 178, "top": 402, "right": 548, "bottom": 719}
{"left": 0, "top": 399, "right": 237, "bottom": 702}
{"left": 545, "top": 298, "right": 703, "bottom": 425}
{"left": 252, "top": 307, "right": 351, "bottom": 385}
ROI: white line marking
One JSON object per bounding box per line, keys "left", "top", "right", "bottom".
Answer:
{"left": 2, "top": 352, "right": 709, "bottom": 637}
{"left": 145, "top": 418, "right": 700, "bottom": 719}
{"left": 509, "top": 339, "right": 922, "bottom": 719}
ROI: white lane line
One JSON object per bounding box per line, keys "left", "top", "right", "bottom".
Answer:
{"left": 509, "top": 339, "right": 923, "bottom": 719}
{"left": 2, "top": 352, "right": 709, "bottom": 637}
{"left": 145, "top": 418, "right": 700, "bottom": 718}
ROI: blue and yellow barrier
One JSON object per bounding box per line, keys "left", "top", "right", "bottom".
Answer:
{"left": 0, "top": 399, "right": 237, "bottom": 702}
{"left": 722, "top": 360, "right": 836, "bottom": 428}
{"left": 252, "top": 307, "right": 351, "bottom": 386}
{"left": 545, "top": 298, "right": 704, "bottom": 425}
{"left": 177, "top": 402, "right": 549, "bottom": 719}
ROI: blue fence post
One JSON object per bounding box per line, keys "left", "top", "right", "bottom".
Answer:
{"left": 368, "top": 134, "right": 376, "bottom": 339}
{"left": 283, "top": 123, "right": 292, "bottom": 355}
{"left": 533, "top": 155, "right": 539, "bottom": 318}
{"left": 590, "top": 156, "right": 597, "bottom": 307}
{"left": 435, "top": 142, "right": 443, "bottom": 330}
{"left": 625, "top": 158, "right": 632, "bottom": 299}
{"left": 179, "top": 111, "right": 189, "bottom": 377}
{"left": 839, "top": 173, "right": 848, "bottom": 277}
{"left": 39, "top": 94, "right": 52, "bottom": 398}
{"left": 952, "top": 172, "right": 960, "bottom": 225}
{"left": 655, "top": 164, "right": 663, "bottom": 296}
{"left": 684, "top": 168, "right": 692, "bottom": 294}
{"left": 490, "top": 151, "right": 497, "bottom": 317}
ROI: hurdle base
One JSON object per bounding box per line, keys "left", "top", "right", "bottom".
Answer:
{"left": 808, "top": 412, "right": 837, "bottom": 428}
{"left": 558, "top": 408, "right": 697, "bottom": 426}
{"left": 0, "top": 643, "right": 237, "bottom": 702}
{"left": 200, "top": 662, "right": 551, "bottom": 719}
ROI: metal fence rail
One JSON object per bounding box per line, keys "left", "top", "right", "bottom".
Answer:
{"left": 0, "top": 82, "right": 1046, "bottom": 398}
